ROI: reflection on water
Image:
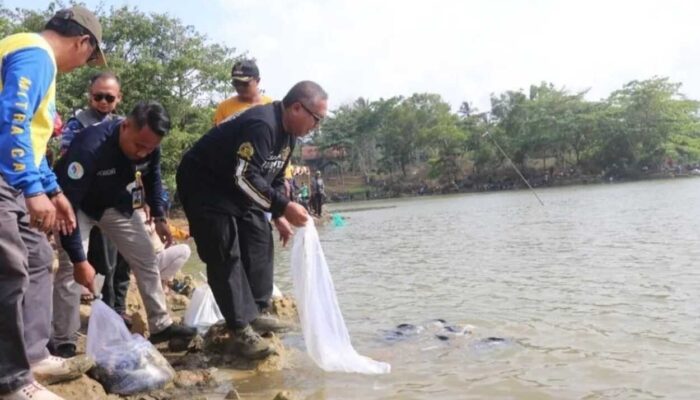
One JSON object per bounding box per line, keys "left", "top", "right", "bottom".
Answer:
{"left": 190, "top": 179, "right": 700, "bottom": 399}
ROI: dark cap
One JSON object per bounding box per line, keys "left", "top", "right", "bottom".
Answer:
{"left": 231, "top": 59, "right": 259, "bottom": 82}
{"left": 53, "top": 6, "right": 107, "bottom": 67}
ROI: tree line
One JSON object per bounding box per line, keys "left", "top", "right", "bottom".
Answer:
{"left": 4, "top": 3, "right": 699, "bottom": 194}
{"left": 317, "top": 79, "right": 700, "bottom": 189}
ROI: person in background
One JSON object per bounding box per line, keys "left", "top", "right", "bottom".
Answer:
{"left": 311, "top": 170, "right": 326, "bottom": 216}
{"left": 284, "top": 163, "right": 297, "bottom": 201}
{"left": 212, "top": 59, "right": 284, "bottom": 320}
{"left": 59, "top": 71, "right": 122, "bottom": 155}
{"left": 213, "top": 59, "right": 272, "bottom": 125}
{"left": 298, "top": 182, "right": 310, "bottom": 211}
{"left": 0, "top": 6, "right": 106, "bottom": 400}
{"left": 139, "top": 206, "right": 192, "bottom": 292}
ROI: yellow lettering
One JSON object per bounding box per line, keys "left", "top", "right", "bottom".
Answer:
{"left": 18, "top": 77, "right": 31, "bottom": 91}
{"left": 12, "top": 113, "right": 25, "bottom": 124}
{"left": 17, "top": 91, "right": 27, "bottom": 99}
{"left": 11, "top": 148, "right": 24, "bottom": 158}
{"left": 15, "top": 101, "right": 28, "bottom": 110}
{"left": 11, "top": 126, "right": 23, "bottom": 135}
{"left": 13, "top": 163, "right": 25, "bottom": 172}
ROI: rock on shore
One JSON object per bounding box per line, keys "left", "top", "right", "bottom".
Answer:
{"left": 48, "top": 273, "right": 299, "bottom": 399}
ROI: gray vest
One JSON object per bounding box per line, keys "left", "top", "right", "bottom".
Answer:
{"left": 75, "top": 108, "right": 121, "bottom": 129}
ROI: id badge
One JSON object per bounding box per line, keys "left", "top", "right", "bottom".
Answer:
{"left": 132, "top": 186, "right": 145, "bottom": 209}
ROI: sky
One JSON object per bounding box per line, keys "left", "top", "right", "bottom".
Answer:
{"left": 10, "top": 0, "right": 700, "bottom": 111}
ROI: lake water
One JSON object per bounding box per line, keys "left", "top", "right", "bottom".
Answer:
{"left": 191, "top": 178, "right": 700, "bottom": 399}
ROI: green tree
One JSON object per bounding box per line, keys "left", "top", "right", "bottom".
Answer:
{"left": 489, "top": 90, "right": 529, "bottom": 167}
{"left": 317, "top": 96, "right": 401, "bottom": 177}
{"left": 0, "top": 2, "right": 239, "bottom": 191}
{"left": 597, "top": 77, "right": 699, "bottom": 173}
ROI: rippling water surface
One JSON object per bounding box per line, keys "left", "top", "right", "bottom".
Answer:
{"left": 191, "top": 179, "right": 700, "bottom": 399}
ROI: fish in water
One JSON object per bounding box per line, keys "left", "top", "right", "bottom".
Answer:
{"left": 469, "top": 336, "right": 513, "bottom": 353}
{"left": 382, "top": 319, "right": 473, "bottom": 342}
{"left": 382, "top": 323, "right": 423, "bottom": 342}
{"left": 428, "top": 319, "right": 472, "bottom": 341}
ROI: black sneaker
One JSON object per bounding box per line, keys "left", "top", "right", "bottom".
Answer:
{"left": 53, "top": 343, "right": 76, "bottom": 358}
{"left": 149, "top": 323, "right": 197, "bottom": 344}
{"left": 251, "top": 313, "right": 293, "bottom": 334}
{"left": 232, "top": 325, "right": 274, "bottom": 360}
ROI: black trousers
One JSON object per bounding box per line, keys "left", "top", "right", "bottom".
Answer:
{"left": 177, "top": 167, "right": 273, "bottom": 329}
{"left": 88, "top": 227, "right": 130, "bottom": 314}
{"left": 311, "top": 193, "right": 323, "bottom": 215}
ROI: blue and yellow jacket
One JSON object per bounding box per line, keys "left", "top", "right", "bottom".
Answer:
{"left": 0, "top": 33, "right": 59, "bottom": 196}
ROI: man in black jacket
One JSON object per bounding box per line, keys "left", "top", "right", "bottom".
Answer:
{"left": 56, "top": 72, "right": 131, "bottom": 347}
{"left": 177, "top": 81, "right": 326, "bottom": 359}
{"left": 52, "top": 102, "right": 196, "bottom": 357}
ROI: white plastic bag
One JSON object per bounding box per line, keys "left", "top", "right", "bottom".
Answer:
{"left": 183, "top": 284, "right": 224, "bottom": 333}
{"left": 271, "top": 283, "right": 284, "bottom": 300}
{"left": 93, "top": 273, "right": 105, "bottom": 296}
{"left": 291, "top": 219, "right": 390, "bottom": 374}
{"left": 86, "top": 300, "right": 175, "bottom": 395}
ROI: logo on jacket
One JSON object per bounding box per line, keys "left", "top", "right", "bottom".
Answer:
{"left": 238, "top": 142, "right": 254, "bottom": 160}
{"left": 97, "top": 168, "right": 116, "bottom": 176}
{"left": 67, "top": 162, "right": 84, "bottom": 180}
{"left": 262, "top": 155, "right": 286, "bottom": 172}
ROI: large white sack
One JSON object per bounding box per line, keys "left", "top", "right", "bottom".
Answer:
{"left": 86, "top": 300, "right": 175, "bottom": 394}
{"left": 291, "top": 219, "right": 390, "bottom": 374}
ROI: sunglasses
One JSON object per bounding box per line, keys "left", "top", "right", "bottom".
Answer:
{"left": 92, "top": 93, "right": 116, "bottom": 103}
{"left": 300, "top": 102, "right": 323, "bottom": 125}
{"left": 232, "top": 79, "right": 253, "bottom": 88}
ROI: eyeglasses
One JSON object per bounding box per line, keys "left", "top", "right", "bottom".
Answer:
{"left": 300, "top": 102, "right": 323, "bottom": 125}
{"left": 92, "top": 93, "right": 116, "bottom": 103}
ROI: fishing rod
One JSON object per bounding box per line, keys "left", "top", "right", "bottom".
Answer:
{"left": 482, "top": 131, "right": 545, "bottom": 206}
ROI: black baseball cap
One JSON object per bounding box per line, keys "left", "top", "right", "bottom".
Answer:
{"left": 231, "top": 59, "right": 259, "bottom": 82}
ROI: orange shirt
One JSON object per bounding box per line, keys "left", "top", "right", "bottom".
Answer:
{"left": 213, "top": 95, "right": 273, "bottom": 125}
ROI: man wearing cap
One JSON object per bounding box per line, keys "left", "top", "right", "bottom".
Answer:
{"left": 213, "top": 59, "right": 273, "bottom": 125}
{"left": 212, "top": 59, "right": 284, "bottom": 331}
{"left": 0, "top": 6, "right": 106, "bottom": 400}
